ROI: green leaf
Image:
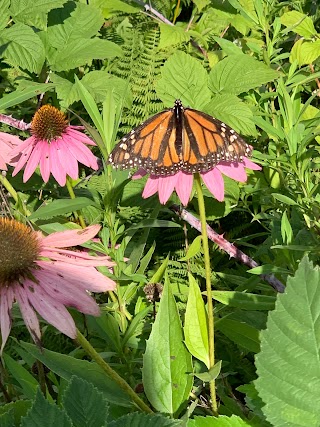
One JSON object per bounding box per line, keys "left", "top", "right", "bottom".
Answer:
{"left": 50, "top": 38, "right": 122, "bottom": 72}
{"left": 205, "top": 94, "right": 256, "bottom": 135}
{"left": 50, "top": 74, "right": 78, "bottom": 109}
{"left": 0, "top": 84, "right": 55, "bottom": 111}
{"left": 0, "top": 0, "right": 10, "bottom": 31}
{"left": 0, "top": 410, "right": 15, "bottom": 427}
{"left": 212, "top": 291, "right": 276, "bottom": 311}
{"left": 109, "top": 413, "right": 182, "bottom": 427}
{"left": 127, "top": 220, "right": 181, "bottom": 231}
{"left": 290, "top": 39, "right": 320, "bottom": 66}
{"left": 159, "top": 23, "right": 191, "bottom": 48}
{"left": 248, "top": 265, "right": 289, "bottom": 275}
{"left": 9, "top": 0, "right": 66, "bottom": 26}
{"left": 21, "top": 343, "right": 131, "bottom": 406}
{"left": 280, "top": 11, "right": 317, "bottom": 38}
{"left": 187, "top": 414, "right": 252, "bottom": 426}
{"left": 180, "top": 236, "right": 202, "bottom": 261}
{"left": 216, "top": 318, "right": 260, "bottom": 353}
{"left": 194, "top": 361, "right": 222, "bottom": 382}
{"left": 208, "top": 55, "right": 279, "bottom": 95}
{"left": 281, "top": 210, "right": 293, "bottom": 245}
{"left": 47, "top": 2, "right": 104, "bottom": 47}
{"left": 3, "top": 354, "right": 39, "bottom": 400}
{"left": 63, "top": 377, "right": 108, "bottom": 427}
{"left": 184, "top": 273, "right": 209, "bottom": 368}
{"left": 213, "top": 37, "right": 243, "bottom": 55}
{"left": 142, "top": 280, "right": 193, "bottom": 416}
{"left": 156, "top": 51, "right": 211, "bottom": 110}
{"left": 255, "top": 257, "right": 320, "bottom": 426}
{"left": 21, "top": 389, "right": 72, "bottom": 427}
{"left": 0, "top": 23, "right": 45, "bottom": 73}
{"left": 100, "top": 0, "right": 141, "bottom": 16}
{"left": 29, "top": 198, "right": 98, "bottom": 220}
{"left": 271, "top": 193, "right": 298, "bottom": 205}
{"left": 0, "top": 401, "right": 32, "bottom": 426}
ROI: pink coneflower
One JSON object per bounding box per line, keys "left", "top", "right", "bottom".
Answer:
{"left": 0, "top": 219, "right": 116, "bottom": 352}
{"left": 11, "top": 105, "right": 98, "bottom": 186}
{"left": 0, "top": 132, "right": 20, "bottom": 170}
{"left": 132, "top": 158, "right": 261, "bottom": 205}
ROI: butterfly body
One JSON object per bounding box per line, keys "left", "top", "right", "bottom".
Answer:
{"left": 108, "top": 100, "right": 252, "bottom": 176}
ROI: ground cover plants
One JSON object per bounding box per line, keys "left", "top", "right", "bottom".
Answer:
{"left": 0, "top": 0, "right": 320, "bottom": 426}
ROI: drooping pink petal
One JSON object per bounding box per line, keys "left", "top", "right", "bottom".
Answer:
{"left": 42, "top": 225, "right": 101, "bottom": 247}
{"left": 25, "top": 284, "right": 77, "bottom": 339}
{"left": 49, "top": 140, "right": 67, "bottom": 186}
{"left": 175, "top": 172, "right": 193, "bottom": 206}
{"left": 66, "top": 128, "right": 96, "bottom": 146}
{"left": 36, "top": 260, "right": 116, "bottom": 292}
{"left": 142, "top": 176, "right": 160, "bottom": 198}
{"left": 243, "top": 157, "right": 262, "bottom": 170}
{"left": 158, "top": 174, "right": 179, "bottom": 204}
{"left": 23, "top": 141, "right": 43, "bottom": 181}
{"left": 40, "top": 249, "right": 116, "bottom": 267}
{"left": 55, "top": 138, "right": 79, "bottom": 180}
{"left": 201, "top": 168, "right": 225, "bottom": 201}
{"left": 216, "top": 161, "right": 247, "bottom": 183}
{"left": 63, "top": 136, "right": 98, "bottom": 169}
{"left": 15, "top": 284, "right": 41, "bottom": 345}
{"left": 0, "top": 286, "right": 15, "bottom": 353}
{"left": 10, "top": 136, "right": 35, "bottom": 158}
{"left": 38, "top": 140, "right": 51, "bottom": 182}
{"left": 12, "top": 144, "right": 34, "bottom": 176}
{"left": 0, "top": 133, "right": 21, "bottom": 169}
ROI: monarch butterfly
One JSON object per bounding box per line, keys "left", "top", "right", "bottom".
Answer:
{"left": 108, "top": 99, "right": 252, "bottom": 176}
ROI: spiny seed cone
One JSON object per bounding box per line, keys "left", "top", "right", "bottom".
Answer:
{"left": 31, "top": 105, "right": 68, "bottom": 142}
{"left": 0, "top": 218, "right": 41, "bottom": 285}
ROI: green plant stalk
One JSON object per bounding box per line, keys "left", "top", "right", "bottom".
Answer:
{"left": 66, "top": 177, "right": 86, "bottom": 229}
{"left": 0, "top": 174, "right": 31, "bottom": 216}
{"left": 75, "top": 329, "right": 153, "bottom": 413}
{"left": 194, "top": 173, "right": 217, "bottom": 415}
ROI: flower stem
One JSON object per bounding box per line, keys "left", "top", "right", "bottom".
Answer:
{"left": 0, "top": 173, "right": 31, "bottom": 216}
{"left": 194, "top": 173, "right": 217, "bottom": 415}
{"left": 66, "top": 177, "right": 86, "bottom": 229}
{"left": 75, "top": 329, "right": 153, "bottom": 413}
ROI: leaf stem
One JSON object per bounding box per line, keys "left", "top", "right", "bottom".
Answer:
{"left": 66, "top": 177, "right": 86, "bottom": 229}
{"left": 75, "top": 329, "right": 153, "bottom": 413}
{"left": 194, "top": 173, "right": 217, "bottom": 414}
{"left": 0, "top": 173, "right": 31, "bottom": 216}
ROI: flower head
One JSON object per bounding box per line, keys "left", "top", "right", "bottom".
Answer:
{"left": 11, "top": 105, "right": 99, "bottom": 186}
{"left": 133, "top": 158, "right": 261, "bottom": 205}
{"left": 0, "top": 133, "right": 20, "bottom": 171}
{"left": 0, "top": 218, "right": 116, "bottom": 352}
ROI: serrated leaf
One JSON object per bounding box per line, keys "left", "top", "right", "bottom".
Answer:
{"left": 29, "top": 197, "right": 98, "bottom": 220}
{"left": 187, "top": 414, "right": 252, "bottom": 426}
{"left": 212, "top": 291, "right": 276, "bottom": 311}
{"left": 0, "top": 23, "right": 45, "bottom": 73}
{"left": 217, "top": 318, "right": 260, "bottom": 353}
{"left": 208, "top": 55, "right": 279, "bottom": 95}
{"left": 159, "top": 23, "right": 191, "bottom": 48}
{"left": 63, "top": 376, "right": 108, "bottom": 427}
{"left": 101, "top": 0, "right": 141, "bottom": 16}
{"left": 290, "top": 39, "right": 320, "bottom": 66}
{"left": 50, "top": 74, "right": 78, "bottom": 109}
{"left": 255, "top": 257, "right": 320, "bottom": 426}
{"left": 21, "top": 343, "right": 131, "bottom": 406}
{"left": 205, "top": 94, "right": 256, "bottom": 135}
{"left": 0, "top": 410, "right": 15, "bottom": 427}
{"left": 21, "top": 389, "right": 72, "bottom": 427}
{"left": 184, "top": 273, "right": 209, "bottom": 367}
{"left": 0, "top": 84, "right": 55, "bottom": 111}
{"left": 142, "top": 281, "right": 193, "bottom": 416}
{"left": 280, "top": 11, "right": 317, "bottom": 38}
{"left": 156, "top": 51, "right": 211, "bottom": 110}
{"left": 47, "top": 2, "right": 104, "bottom": 47}
{"left": 9, "top": 0, "right": 66, "bottom": 28}
{"left": 50, "top": 38, "right": 122, "bottom": 72}
{"left": 109, "top": 412, "right": 182, "bottom": 427}
{"left": 0, "top": 0, "right": 10, "bottom": 30}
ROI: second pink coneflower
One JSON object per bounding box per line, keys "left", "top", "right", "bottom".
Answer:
{"left": 11, "top": 105, "right": 99, "bottom": 186}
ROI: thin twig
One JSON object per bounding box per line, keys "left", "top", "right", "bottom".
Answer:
{"left": 170, "top": 204, "right": 285, "bottom": 293}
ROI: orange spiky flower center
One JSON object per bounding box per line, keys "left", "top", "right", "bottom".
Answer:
{"left": 0, "top": 218, "right": 41, "bottom": 286}
{"left": 31, "top": 105, "right": 68, "bottom": 142}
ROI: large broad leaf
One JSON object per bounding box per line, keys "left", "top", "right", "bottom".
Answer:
{"left": 0, "top": 23, "right": 45, "bottom": 73}
{"left": 209, "top": 55, "right": 279, "bottom": 96}
{"left": 109, "top": 413, "right": 182, "bottom": 427}
{"left": 47, "top": 2, "right": 104, "bottom": 47}
{"left": 142, "top": 280, "right": 193, "bottom": 416}
{"left": 156, "top": 51, "right": 211, "bottom": 110}
{"left": 29, "top": 197, "right": 98, "bottom": 220}
{"left": 158, "top": 23, "right": 191, "bottom": 48}
{"left": 187, "top": 415, "right": 252, "bottom": 426}
{"left": 280, "top": 11, "right": 317, "bottom": 38}
{"left": 50, "top": 38, "right": 122, "bottom": 72}
{"left": 290, "top": 39, "right": 320, "bottom": 66}
{"left": 21, "top": 389, "right": 72, "bottom": 427}
{"left": 205, "top": 94, "right": 256, "bottom": 136}
{"left": 9, "top": 0, "right": 66, "bottom": 26}
{"left": 0, "top": 0, "right": 10, "bottom": 31}
{"left": 255, "top": 256, "right": 320, "bottom": 427}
